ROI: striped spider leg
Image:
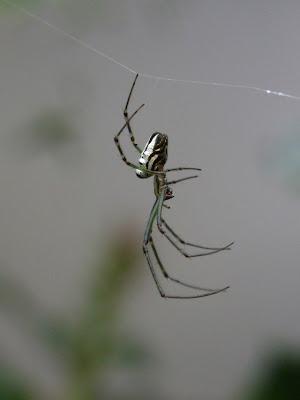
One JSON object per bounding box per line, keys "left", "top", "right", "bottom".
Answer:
{"left": 143, "top": 177, "right": 233, "bottom": 299}
{"left": 123, "top": 73, "right": 142, "bottom": 153}
{"left": 158, "top": 176, "right": 234, "bottom": 256}
{"left": 143, "top": 187, "right": 231, "bottom": 299}
{"left": 114, "top": 74, "right": 203, "bottom": 178}
{"left": 143, "top": 187, "right": 230, "bottom": 299}
{"left": 114, "top": 74, "right": 233, "bottom": 299}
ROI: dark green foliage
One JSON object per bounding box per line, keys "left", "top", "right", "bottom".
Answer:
{"left": 241, "top": 349, "right": 300, "bottom": 400}
{"left": 20, "top": 110, "right": 79, "bottom": 155}
{"left": 0, "top": 366, "right": 32, "bottom": 400}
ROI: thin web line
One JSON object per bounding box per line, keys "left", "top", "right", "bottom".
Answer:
{"left": 2, "top": 0, "right": 300, "bottom": 101}
{"left": 1, "top": 0, "right": 136, "bottom": 74}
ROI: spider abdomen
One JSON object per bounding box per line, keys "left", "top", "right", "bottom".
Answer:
{"left": 135, "top": 132, "right": 168, "bottom": 178}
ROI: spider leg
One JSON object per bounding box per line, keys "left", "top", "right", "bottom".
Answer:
{"left": 164, "top": 176, "right": 232, "bottom": 250}
{"left": 162, "top": 218, "right": 233, "bottom": 251}
{"left": 149, "top": 237, "right": 226, "bottom": 292}
{"left": 160, "top": 225, "right": 233, "bottom": 257}
{"left": 143, "top": 241, "right": 229, "bottom": 299}
{"left": 156, "top": 188, "right": 233, "bottom": 257}
{"left": 140, "top": 191, "right": 230, "bottom": 299}
{"left": 114, "top": 105, "right": 164, "bottom": 175}
{"left": 166, "top": 175, "right": 199, "bottom": 185}
{"left": 143, "top": 188, "right": 229, "bottom": 299}
{"left": 123, "top": 74, "right": 142, "bottom": 153}
{"left": 162, "top": 175, "right": 199, "bottom": 211}
{"left": 165, "top": 167, "right": 202, "bottom": 173}
{"left": 114, "top": 104, "right": 145, "bottom": 170}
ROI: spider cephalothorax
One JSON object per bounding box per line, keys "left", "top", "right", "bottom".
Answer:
{"left": 114, "top": 73, "right": 233, "bottom": 299}
{"left": 136, "top": 132, "right": 168, "bottom": 178}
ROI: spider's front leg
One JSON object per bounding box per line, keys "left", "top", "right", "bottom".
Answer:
{"left": 114, "top": 105, "right": 165, "bottom": 176}
{"left": 123, "top": 73, "right": 142, "bottom": 153}
{"left": 114, "top": 104, "right": 145, "bottom": 171}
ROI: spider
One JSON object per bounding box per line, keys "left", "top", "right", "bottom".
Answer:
{"left": 114, "top": 74, "right": 233, "bottom": 299}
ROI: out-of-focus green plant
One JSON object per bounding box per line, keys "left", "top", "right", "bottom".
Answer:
{"left": 25, "top": 110, "right": 77, "bottom": 152}
{"left": 12, "top": 109, "right": 81, "bottom": 160}
{"left": 0, "top": 225, "right": 157, "bottom": 400}
{"left": 0, "top": 365, "right": 33, "bottom": 400}
{"left": 0, "top": 0, "right": 39, "bottom": 10}
{"left": 65, "top": 226, "right": 153, "bottom": 400}
{"left": 239, "top": 348, "right": 300, "bottom": 400}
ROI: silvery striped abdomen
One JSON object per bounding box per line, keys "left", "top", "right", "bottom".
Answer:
{"left": 136, "top": 132, "right": 168, "bottom": 178}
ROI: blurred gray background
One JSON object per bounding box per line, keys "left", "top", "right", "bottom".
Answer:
{"left": 0, "top": 1, "right": 300, "bottom": 399}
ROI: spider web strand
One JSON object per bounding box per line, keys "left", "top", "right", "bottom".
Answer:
{"left": 2, "top": 0, "right": 300, "bottom": 101}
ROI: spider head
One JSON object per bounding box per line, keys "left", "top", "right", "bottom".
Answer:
{"left": 136, "top": 132, "right": 168, "bottom": 178}
{"left": 164, "top": 186, "right": 174, "bottom": 200}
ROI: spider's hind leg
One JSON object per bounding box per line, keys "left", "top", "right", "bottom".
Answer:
{"left": 158, "top": 220, "right": 233, "bottom": 257}
{"left": 162, "top": 218, "right": 233, "bottom": 252}
{"left": 149, "top": 237, "right": 227, "bottom": 292}
{"left": 156, "top": 190, "right": 233, "bottom": 257}
{"left": 143, "top": 194, "right": 229, "bottom": 299}
{"left": 143, "top": 240, "right": 229, "bottom": 299}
